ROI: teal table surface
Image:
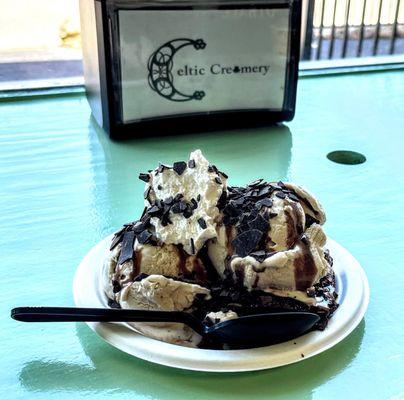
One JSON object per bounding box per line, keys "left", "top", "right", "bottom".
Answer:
{"left": 1, "top": 69, "right": 404, "bottom": 400}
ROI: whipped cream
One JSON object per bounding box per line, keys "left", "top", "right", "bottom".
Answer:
{"left": 145, "top": 150, "right": 226, "bottom": 254}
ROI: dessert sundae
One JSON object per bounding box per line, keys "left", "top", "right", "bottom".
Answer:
{"left": 102, "top": 150, "right": 338, "bottom": 348}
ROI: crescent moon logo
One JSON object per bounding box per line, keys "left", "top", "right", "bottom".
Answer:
{"left": 147, "top": 38, "right": 206, "bottom": 102}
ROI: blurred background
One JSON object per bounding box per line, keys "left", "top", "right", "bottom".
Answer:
{"left": 0, "top": 0, "right": 403, "bottom": 90}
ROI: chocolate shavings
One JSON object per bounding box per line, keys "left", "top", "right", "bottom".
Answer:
{"left": 117, "top": 231, "right": 135, "bottom": 265}
{"left": 137, "top": 230, "right": 152, "bottom": 244}
{"left": 197, "top": 218, "right": 207, "bottom": 229}
{"left": 138, "top": 173, "right": 150, "bottom": 183}
{"left": 231, "top": 229, "right": 263, "bottom": 257}
{"left": 248, "top": 214, "right": 269, "bottom": 233}
{"left": 173, "top": 161, "right": 187, "bottom": 175}
{"left": 144, "top": 186, "right": 151, "bottom": 199}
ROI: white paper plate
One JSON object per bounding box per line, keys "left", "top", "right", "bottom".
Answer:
{"left": 73, "top": 235, "right": 369, "bottom": 372}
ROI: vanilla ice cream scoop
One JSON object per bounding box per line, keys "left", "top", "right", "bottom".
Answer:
{"left": 103, "top": 222, "right": 209, "bottom": 302}
{"left": 207, "top": 180, "right": 331, "bottom": 302}
{"left": 117, "top": 275, "right": 210, "bottom": 347}
{"left": 118, "top": 275, "right": 210, "bottom": 311}
{"left": 140, "top": 150, "right": 227, "bottom": 255}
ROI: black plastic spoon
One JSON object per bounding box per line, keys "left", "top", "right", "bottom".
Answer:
{"left": 11, "top": 307, "right": 320, "bottom": 349}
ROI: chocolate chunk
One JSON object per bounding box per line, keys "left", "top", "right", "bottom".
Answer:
{"left": 155, "top": 199, "right": 163, "bottom": 209}
{"left": 139, "top": 173, "right": 150, "bottom": 183}
{"left": 275, "top": 191, "right": 286, "bottom": 199}
{"left": 225, "top": 201, "right": 243, "bottom": 217}
{"left": 110, "top": 233, "right": 123, "bottom": 251}
{"left": 249, "top": 207, "right": 259, "bottom": 219}
{"left": 220, "top": 171, "right": 228, "bottom": 179}
{"left": 197, "top": 194, "right": 201, "bottom": 202}
{"left": 183, "top": 206, "right": 193, "bottom": 219}
{"left": 257, "top": 198, "right": 273, "bottom": 209}
{"left": 173, "top": 161, "right": 187, "bottom": 175}
{"left": 238, "top": 224, "right": 250, "bottom": 233}
{"left": 208, "top": 165, "right": 218, "bottom": 173}
{"left": 108, "top": 299, "right": 121, "bottom": 309}
{"left": 245, "top": 189, "right": 257, "bottom": 198}
{"left": 144, "top": 186, "right": 151, "bottom": 199}
{"left": 288, "top": 193, "right": 300, "bottom": 202}
{"left": 171, "top": 203, "right": 181, "bottom": 214}
{"left": 179, "top": 201, "right": 187, "bottom": 212}
{"left": 112, "top": 280, "right": 121, "bottom": 293}
{"left": 190, "top": 198, "right": 198, "bottom": 210}
{"left": 256, "top": 185, "right": 270, "bottom": 197}
{"left": 164, "top": 196, "right": 173, "bottom": 205}
{"left": 147, "top": 205, "right": 161, "bottom": 216}
{"left": 140, "top": 213, "right": 151, "bottom": 225}
{"left": 215, "top": 177, "right": 222, "bottom": 185}
{"left": 217, "top": 190, "right": 227, "bottom": 210}
{"left": 223, "top": 215, "right": 231, "bottom": 226}
{"left": 249, "top": 179, "right": 264, "bottom": 187}
{"left": 271, "top": 184, "right": 283, "bottom": 191}
{"left": 110, "top": 224, "right": 126, "bottom": 243}
{"left": 161, "top": 211, "right": 172, "bottom": 226}
{"left": 269, "top": 212, "right": 278, "bottom": 219}
{"left": 239, "top": 213, "right": 251, "bottom": 226}
{"left": 174, "top": 193, "right": 184, "bottom": 202}
{"left": 278, "top": 181, "right": 286, "bottom": 188}
{"left": 305, "top": 214, "right": 320, "bottom": 227}
{"left": 248, "top": 214, "right": 269, "bottom": 233}
{"left": 117, "top": 231, "right": 135, "bottom": 265}
{"left": 132, "top": 221, "right": 145, "bottom": 233}
{"left": 157, "top": 185, "right": 162, "bottom": 190}
{"left": 140, "top": 206, "right": 147, "bottom": 219}
{"left": 229, "top": 216, "right": 239, "bottom": 225}
{"left": 190, "top": 238, "right": 195, "bottom": 254}
{"left": 172, "top": 201, "right": 187, "bottom": 214}
{"left": 161, "top": 218, "right": 171, "bottom": 227}
{"left": 198, "top": 218, "right": 207, "bottom": 229}
{"left": 232, "top": 229, "right": 263, "bottom": 257}
{"left": 138, "top": 230, "right": 152, "bottom": 244}
{"left": 232, "top": 197, "right": 245, "bottom": 207}
{"left": 188, "top": 159, "right": 196, "bottom": 168}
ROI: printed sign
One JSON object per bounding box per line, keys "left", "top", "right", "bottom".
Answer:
{"left": 119, "top": 8, "right": 290, "bottom": 122}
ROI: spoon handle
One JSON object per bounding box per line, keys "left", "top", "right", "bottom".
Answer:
{"left": 11, "top": 306, "right": 193, "bottom": 325}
